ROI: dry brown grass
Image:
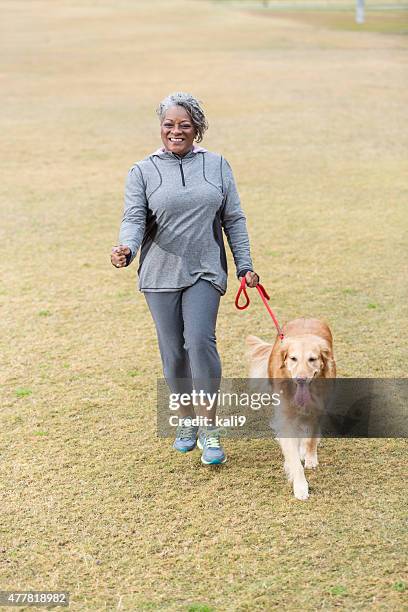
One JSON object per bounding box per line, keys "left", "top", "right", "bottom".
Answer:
{"left": 1, "top": 0, "right": 407, "bottom": 609}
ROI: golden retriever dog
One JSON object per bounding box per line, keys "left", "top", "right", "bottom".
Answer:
{"left": 246, "top": 318, "right": 336, "bottom": 500}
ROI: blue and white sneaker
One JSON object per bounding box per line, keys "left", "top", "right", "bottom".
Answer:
{"left": 173, "top": 418, "right": 198, "bottom": 453}
{"left": 197, "top": 426, "right": 227, "bottom": 465}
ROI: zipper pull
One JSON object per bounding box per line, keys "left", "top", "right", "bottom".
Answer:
{"left": 178, "top": 158, "right": 186, "bottom": 187}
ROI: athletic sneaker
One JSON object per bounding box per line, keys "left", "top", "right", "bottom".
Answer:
{"left": 197, "top": 426, "right": 227, "bottom": 465}
{"left": 173, "top": 418, "right": 199, "bottom": 453}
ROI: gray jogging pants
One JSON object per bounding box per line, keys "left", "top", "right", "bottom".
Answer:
{"left": 144, "top": 279, "right": 222, "bottom": 396}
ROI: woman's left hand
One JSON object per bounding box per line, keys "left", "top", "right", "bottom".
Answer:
{"left": 241, "top": 271, "right": 259, "bottom": 288}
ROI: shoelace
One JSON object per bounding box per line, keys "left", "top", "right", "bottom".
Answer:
{"left": 177, "top": 424, "right": 197, "bottom": 441}
{"left": 206, "top": 434, "right": 220, "bottom": 449}
{"left": 203, "top": 428, "right": 225, "bottom": 449}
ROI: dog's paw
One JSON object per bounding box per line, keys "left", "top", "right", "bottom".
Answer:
{"left": 293, "top": 478, "right": 309, "bottom": 500}
{"left": 304, "top": 455, "right": 318, "bottom": 469}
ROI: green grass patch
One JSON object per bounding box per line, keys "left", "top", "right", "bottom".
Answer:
{"left": 128, "top": 369, "right": 141, "bottom": 377}
{"left": 393, "top": 581, "right": 406, "bottom": 592}
{"left": 15, "top": 388, "right": 32, "bottom": 398}
{"left": 342, "top": 288, "right": 358, "bottom": 295}
{"left": 329, "top": 585, "right": 348, "bottom": 596}
{"left": 38, "top": 309, "right": 52, "bottom": 316}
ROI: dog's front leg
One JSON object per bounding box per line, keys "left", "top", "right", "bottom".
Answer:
{"left": 278, "top": 437, "right": 309, "bottom": 500}
{"left": 304, "top": 436, "right": 320, "bottom": 469}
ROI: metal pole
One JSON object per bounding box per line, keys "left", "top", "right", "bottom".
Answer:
{"left": 356, "top": 0, "right": 365, "bottom": 24}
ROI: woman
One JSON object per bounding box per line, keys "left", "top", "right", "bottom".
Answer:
{"left": 111, "top": 92, "right": 259, "bottom": 465}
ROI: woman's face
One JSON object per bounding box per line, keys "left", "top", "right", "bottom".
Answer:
{"left": 160, "top": 105, "right": 196, "bottom": 156}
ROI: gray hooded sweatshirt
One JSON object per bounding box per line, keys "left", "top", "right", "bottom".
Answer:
{"left": 118, "top": 145, "right": 253, "bottom": 296}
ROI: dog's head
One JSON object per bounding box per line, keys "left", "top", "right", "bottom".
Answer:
{"left": 279, "top": 334, "right": 336, "bottom": 380}
{"left": 278, "top": 334, "right": 336, "bottom": 406}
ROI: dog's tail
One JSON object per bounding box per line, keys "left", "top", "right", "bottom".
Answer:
{"left": 246, "top": 335, "right": 273, "bottom": 378}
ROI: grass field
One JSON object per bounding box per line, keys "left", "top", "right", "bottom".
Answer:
{"left": 218, "top": 0, "right": 408, "bottom": 34}
{"left": 251, "top": 9, "right": 408, "bottom": 35}
{"left": 1, "top": 0, "right": 407, "bottom": 610}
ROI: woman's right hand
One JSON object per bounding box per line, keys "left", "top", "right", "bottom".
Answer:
{"left": 111, "top": 245, "right": 131, "bottom": 268}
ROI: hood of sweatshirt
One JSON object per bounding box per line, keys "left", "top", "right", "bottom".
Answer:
{"left": 150, "top": 144, "right": 207, "bottom": 159}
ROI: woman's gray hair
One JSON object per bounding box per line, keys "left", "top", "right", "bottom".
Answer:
{"left": 156, "top": 92, "right": 209, "bottom": 143}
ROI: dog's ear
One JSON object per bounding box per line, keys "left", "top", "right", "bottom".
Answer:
{"left": 246, "top": 335, "right": 272, "bottom": 359}
{"left": 279, "top": 345, "right": 288, "bottom": 370}
{"left": 246, "top": 335, "right": 273, "bottom": 379}
{"left": 320, "top": 344, "right": 336, "bottom": 378}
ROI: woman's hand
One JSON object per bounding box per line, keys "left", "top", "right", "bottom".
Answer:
{"left": 111, "top": 245, "right": 131, "bottom": 268}
{"left": 240, "top": 271, "right": 259, "bottom": 288}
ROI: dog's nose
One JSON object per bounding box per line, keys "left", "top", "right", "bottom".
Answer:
{"left": 295, "top": 376, "right": 308, "bottom": 384}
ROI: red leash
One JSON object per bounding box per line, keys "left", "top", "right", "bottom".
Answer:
{"left": 235, "top": 277, "right": 284, "bottom": 341}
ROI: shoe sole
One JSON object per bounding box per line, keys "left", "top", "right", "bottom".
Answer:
{"left": 173, "top": 442, "right": 197, "bottom": 453}
{"left": 197, "top": 439, "right": 227, "bottom": 465}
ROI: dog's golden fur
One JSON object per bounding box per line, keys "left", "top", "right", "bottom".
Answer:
{"left": 247, "top": 318, "right": 336, "bottom": 500}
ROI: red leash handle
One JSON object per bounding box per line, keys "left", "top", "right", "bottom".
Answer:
{"left": 235, "top": 277, "right": 284, "bottom": 340}
{"left": 235, "top": 276, "right": 250, "bottom": 310}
